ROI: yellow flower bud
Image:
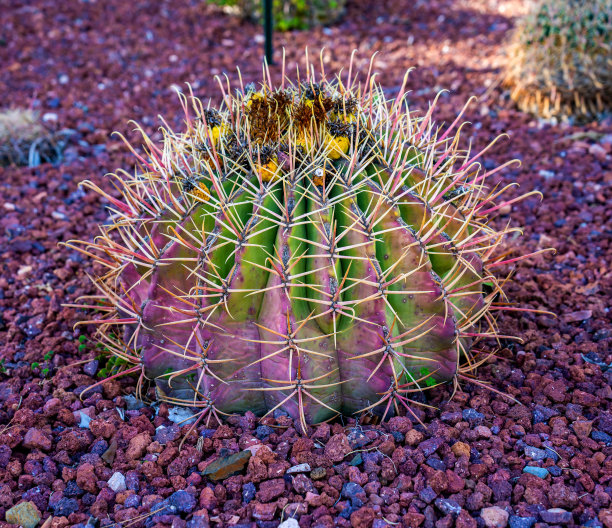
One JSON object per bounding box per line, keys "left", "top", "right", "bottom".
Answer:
{"left": 192, "top": 183, "right": 210, "bottom": 202}
{"left": 326, "top": 134, "right": 350, "bottom": 160}
{"left": 258, "top": 157, "right": 279, "bottom": 182}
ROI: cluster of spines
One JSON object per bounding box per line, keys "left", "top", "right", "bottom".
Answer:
{"left": 66, "top": 52, "right": 552, "bottom": 432}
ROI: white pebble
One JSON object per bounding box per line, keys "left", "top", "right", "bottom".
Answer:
{"left": 286, "top": 463, "right": 311, "bottom": 474}
{"left": 107, "top": 472, "right": 126, "bottom": 492}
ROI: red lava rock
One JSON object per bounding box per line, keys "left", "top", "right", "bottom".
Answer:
{"left": 403, "top": 511, "right": 426, "bottom": 527}
{"left": 324, "top": 433, "right": 351, "bottom": 462}
{"left": 57, "top": 430, "right": 93, "bottom": 453}
{"left": 251, "top": 501, "right": 277, "bottom": 521}
{"left": 101, "top": 379, "right": 121, "bottom": 399}
{"left": 350, "top": 506, "right": 375, "bottom": 527}
{"left": 292, "top": 473, "right": 316, "bottom": 494}
{"left": 23, "top": 428, "right": 52, "bottom": 451}
{"left": 256, "top": 478, "right": 285, "bottom": 502}
{"left": 599, "top": 510, "right": 612, "bottom": 528}
{"left": 291, "top": 437, "right": 314, "bottom": 457}
{"left": 199, "top": 486, "right": 218, "bottom": 510}
{"left": 456, "top": 510, "right": 477, "bottom": 528}
{"left": 549, "top": 483, "right": 578, "bottom": 509}
{"left": 542, "top": 380, "right": 567, "bottom": 403}
{"left": 387, "top": 416, "right": 413, "bottom": 433}
{"left": 114, "top": 507, "right": 138, "bottom": 523}
{"left": 89, "top": 419, "right": 116, "bottom": 439}
{"left": 43, "top": 397, "right": 62, "bottom": 416}
{"left": 76, "top": 463, "right": 98, "bottom": 494}
{"left": 126, "top": 432, "right": 151, "bottom": 460}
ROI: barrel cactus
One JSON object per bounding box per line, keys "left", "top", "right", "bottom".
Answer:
{"left": 70, "top": 57, "right": 533, "bottom": 431}
{"left": 503, "top": 0, "right": 612, "bottom": 119}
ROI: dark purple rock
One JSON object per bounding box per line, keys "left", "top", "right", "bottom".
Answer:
{"left": 90, "top": 439, "right": 109, "bottom": 455}
{"left": 255, "top": 425, "right": 274, "bottom": 440}
{"left": 242, "top": 482, "right": 256, "bottom": 504}
{"left": 426, "top": 457, "right": 446, "bottom": 471}
{"left": 64, "top": 480, "right": 84, "bottom": 497}
{"left": 187, "top": 516, "right": 210, "bottom": 528}
{"left": 155, "top": 425, "right": 181, "bottom": 444}
{"left": 83, "top": 360, "right": 99, "bottom": 376}
{"left": 419, "top": 437, "right": 444, "bottom": 456}
{"left": 125, "top": 470, "right": 140, "bottom": 491}
{"left": 435, "top": 498, "right": 461, "bottom": 516}
{"left": 169, "top": 490, "right": 196, "bottom": 513}
{"left": 53, "top": 498, "right": 79, "bottom": 516}
{"left": 540, "top": 509, "right": 573, "bottom": 524}
{"left": 532, "top": 405, "right": 559, "bottom": 424}
{"left": 462, "top": 408, "right": 484, "bottom": 424}
{"left": 509, "top": 515, "right": 536, "bottom": 528}
{"left": 0, "top": 445, "right": 11, "bottom": 467}
{"left": 598, "top": 412, "right": 612, "bottom": 435}
{"left": 592, "top": 430, "right": 612, "bottom": 443}
{"left": 124, "top": 494, "right": 141, "bottom": 508}
{"left": 342, "top": 482, "right": 366, "bottom": 508}
{"left": 419, "top": 486, "right": 437, "bottom": 504}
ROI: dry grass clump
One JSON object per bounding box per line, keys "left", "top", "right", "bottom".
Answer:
{"left": 503, "top": 0, "right": 612, "bottom": 120}
{"left": 0, "top": 108, "right": 60, "bottom": 167}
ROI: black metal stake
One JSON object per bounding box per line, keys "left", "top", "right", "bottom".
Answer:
{"left": 263, "top": 0, "right": 274, "bottom": 64}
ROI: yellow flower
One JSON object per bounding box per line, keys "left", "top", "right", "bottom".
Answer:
{"left": 208, "top": 124, "right": 227, "bottom": 147}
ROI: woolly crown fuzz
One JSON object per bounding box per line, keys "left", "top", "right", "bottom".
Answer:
{"left": 503, "top": 0, "right": 612, "bottom": 119}
{"left": 69, "top": 54, "right": 539, "bottom": 431}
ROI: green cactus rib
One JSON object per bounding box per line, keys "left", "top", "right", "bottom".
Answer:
{"left": 68, "top": 54, "right": 536, "bottom": 428}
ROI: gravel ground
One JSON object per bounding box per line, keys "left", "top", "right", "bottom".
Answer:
{"left": 0, "top": 0, "right": 611, "bottom": 527}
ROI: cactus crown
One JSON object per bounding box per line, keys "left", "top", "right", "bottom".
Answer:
{"left": 70, "top": 54, "right": 535, "bottom": 431}
{"left": 504, "top": 0, "right": 612, "bottom": 119}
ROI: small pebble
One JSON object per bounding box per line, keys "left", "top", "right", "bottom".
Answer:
{"left": 286, "top": 463, "right": 311, "bottom": 474}
{"left": 5, "top": 502, "right": 41, "bottom": 528}
{"left": 522, "top": 466, "right": 549, "bottom": 478}
{"left": 419, "top": 486, "right": 437, "bottom": 504}
{"left": 168, "top": 490, "right": 196, "bottom": 513}
{"left": 540, "top": 508, "right": 573, "bottom": 524}
{"left": 524, "top": 445, "right": 547, "bottom": 461}
{"left": 310, "top": 467, "right": 327, "bottom": 480}
{"left": 509, "top": 515, "right": 537, "bottom": 528}
{"left": 481, "top": 506, "right": 509, "bottom": 528}
{"left": 108, "top": 472, "right": 127, "bottom": 492}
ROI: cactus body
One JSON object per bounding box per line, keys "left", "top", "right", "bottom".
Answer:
{"left": 72, "top": 58, "right": 525, "bottom": 429}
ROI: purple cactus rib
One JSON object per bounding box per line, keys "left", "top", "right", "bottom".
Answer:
{"left": 258, "top": 184, "right": 342, "bottom": 425}
{"left": 336, "top": 193, "right": 396, "bottom": 416}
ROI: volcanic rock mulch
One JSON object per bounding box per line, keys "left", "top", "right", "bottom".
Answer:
{"left": 0, "top": 0, "right": 611, "bottom": 527}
